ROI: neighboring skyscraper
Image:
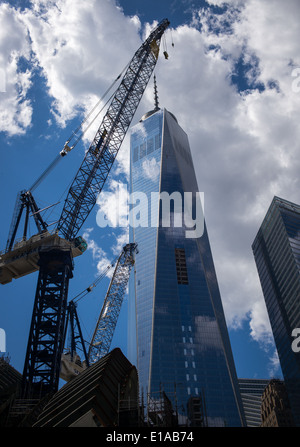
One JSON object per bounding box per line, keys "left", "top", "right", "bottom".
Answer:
{"left": 252, "top": 196, "right": 300, "bottom": 426}
{"left": 127, "top": 84, "right": 245, "bottom": 427}
{"left": 238, "top": 378, "right": 270, "bottom": 427}
{"left": 261, "top": 379, "right": 294, "bottom": 427}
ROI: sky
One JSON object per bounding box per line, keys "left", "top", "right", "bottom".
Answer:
{"left": 0, "top": 0, "right": 300, "bottom": 384}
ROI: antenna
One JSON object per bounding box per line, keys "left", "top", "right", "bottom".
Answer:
{"left": 154, "top": 74, "right": 160, "bottom": 111}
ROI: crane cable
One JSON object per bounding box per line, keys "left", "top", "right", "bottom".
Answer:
{"left": 70, "top": 253, "right": 119, "bottom": 305}
{"left": 63, "top": 62, "right": 130, "bottom": 150}
{"left": 28, "top": 60, "right": 131, "bottom": 194}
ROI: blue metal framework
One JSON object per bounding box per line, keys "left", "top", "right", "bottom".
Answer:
{"left": 88, "top": 243, "right": 137, "bottom": 364}
{"left": 22, "top": 249, "right": 73, "bottom": 398}
{"left": 57, "top": 19, "right": 170, "bottom": 241}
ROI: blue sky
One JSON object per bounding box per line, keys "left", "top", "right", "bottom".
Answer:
{"left": 1, "top": 0, "right": 300, "bottom": 383}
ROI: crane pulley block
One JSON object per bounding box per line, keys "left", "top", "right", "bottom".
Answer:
{"left": 60, "top": 142, "right": 72, "bottom": 157}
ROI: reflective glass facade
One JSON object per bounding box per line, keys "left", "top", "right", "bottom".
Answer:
{"left": 252, "top": 196, "right": 300, "bottom": 426}
{"left": 128, "top": 108, "right": 245, "bottom": 426}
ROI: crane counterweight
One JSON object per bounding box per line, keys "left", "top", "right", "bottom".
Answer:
{"left": 0, "top": 232, "right": 87, "bottom": 285}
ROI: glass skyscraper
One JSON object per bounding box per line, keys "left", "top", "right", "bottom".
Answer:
{"left": 127, "top": 100, "right": 245, "bottom": 427}
{"left": 252, "top": 196, "right": 300, "bottom": 426}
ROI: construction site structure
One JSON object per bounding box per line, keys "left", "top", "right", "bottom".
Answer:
{"left": 60, "top": 243, "right": 137, "bottom": 382}
{"left": 146, "top": 390, "right": 178, "bottom": 427}
{"left": 2, "top": 18, "right": 170, "bottom": 399}
{"left": 88, "top": 243, "right": 137, "bottom": 364}
{"left": 0, "top": 190, "right": 87, "bottom": 285}
{"left": 32, "top": 348, "right": 139, "bottom": 427}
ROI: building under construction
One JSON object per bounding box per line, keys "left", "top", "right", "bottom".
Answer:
{"left": 31, "top": 348, "right": 140, "bottom": 427}
{"left": 1, "top": 348, "right": 198, "bottom": 427}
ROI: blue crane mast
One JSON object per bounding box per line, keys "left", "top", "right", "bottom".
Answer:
{"left": 1, "top": 19, "right": 170, "bottom": 399}
{"left": 87, "top": 243, "right": 137, "bottom": 364}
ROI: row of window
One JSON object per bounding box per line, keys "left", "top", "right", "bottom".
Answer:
{"left": 132, "top": 133, "right": 161, "bottom": 163}
{"left": 175, "top": 247, "right": 189, "bottom": 284}
{"left": 186, "top": 374, "right": 198, "bottom": 381}
{"left": 187, "top": 387, "right": 200, "bottom": 396}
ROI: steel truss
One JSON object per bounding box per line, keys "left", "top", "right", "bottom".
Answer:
{"left": 63, "top": 300, "right": 90, "bottom": 367}
{"left": 57, "top": 19, "right": 170, "bottom": 241}
{"left": 88, "top": 243, "right": 137, "bottom": 364}
{"left": 6, "top": 190, "right": 48, "bottom": 253}
{"left": 22, "top": 249, "right": 73, "bottom": 398}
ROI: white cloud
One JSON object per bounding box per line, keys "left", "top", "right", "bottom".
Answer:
{"left": 249, "top": 300, "right": 273, "bottom": 347}
{"left": 112, "top": 227, "right": 129, "bottom": 256}
{"left": 0, "top": 0, "right": 142, "bottom": 135}
{"left": 0, "top": 3, "right": 33, "bottom": 135}
{"left": 130, "top": 121, "right": 147, "bottom": 139}
{"left": 142, "top": 157, "right": 160, "bottom": 182}
{"left": 96, "top": 179, "right": 129, "bottom": 228}
{"left": 114, "top": 132, "right": 131, "bottom": 179}
{"left": 153, "top": 0, "right": 300, "bottom": 362}
{"left": 21, "top": 0, "right": 141, "bottom": 127}
{"left": 82, "top": 227, "right": 114, "bottom": 278}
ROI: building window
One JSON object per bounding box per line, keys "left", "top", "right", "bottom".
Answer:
{"left": 133, "top": 146, "right": 139, "bottom": 163}
{"left": 140, "top": 142, "right": 146, "bottom": 159}
{"left": 175, "top": 248, "right": 189, "bottom": 285}
{"left": 155, "top": 133, "right": 161, "bottom": 150}
{"left": 147, "top": 137, "right": 154, "bottom": 154}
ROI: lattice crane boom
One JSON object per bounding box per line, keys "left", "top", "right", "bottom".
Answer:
{"left": 57, "top": 18, "right": 170, "bottom": 241}
{"left": 88, "top": 243, "right": 137, "bottom": 364}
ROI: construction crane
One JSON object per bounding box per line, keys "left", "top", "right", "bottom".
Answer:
{"left": 60, "top": 243, "right": 137, "bottom": 382}
{"left": 88, "top": 243, "right": 137, "bottom": 363}
{"left": 1, "top": 19, "right": 170, "bottom": 399}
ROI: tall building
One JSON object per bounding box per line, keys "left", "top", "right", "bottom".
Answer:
{"left": 238, "top": 378, "right": 270, "bottom": 427}
{"left": 261, "top": 379, "right": 294, "bottom": 427}
{"left": 127, "top": 85, "right": 245, "bottom": 427}
{"left": 252, "top": 196, "right": 300, "bottom": 426}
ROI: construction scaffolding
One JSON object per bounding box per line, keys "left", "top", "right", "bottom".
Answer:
{"left": 146, "top": 390, "right": 178, "bottom": 427}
